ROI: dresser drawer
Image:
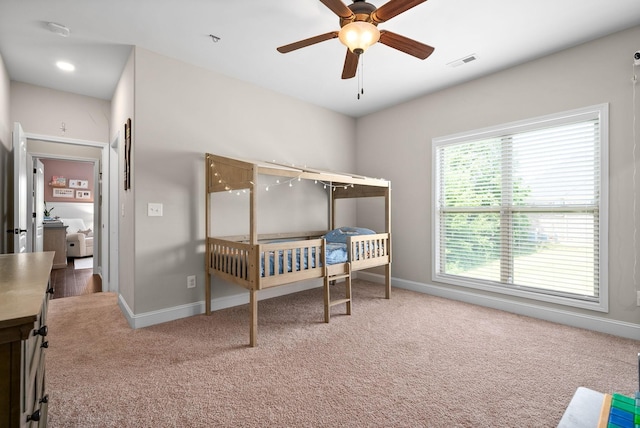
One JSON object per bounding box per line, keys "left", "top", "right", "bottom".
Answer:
{"left": 23, "top": 351, "right": 47, "bottom": 427}
{"left": 22, "top": 294, "right": 50, "bottom": 427}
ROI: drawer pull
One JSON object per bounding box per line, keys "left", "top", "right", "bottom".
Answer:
{"left": 27, "top": 409, "right": 41, "bottom": 422}
{"left": 34, "top": 325, "right": 48, "bottom": 337}
{"left": 47, "top": 286, "right": 55, "bottom": 295}
{"left": 41, "top": 341, "right": 49, "bottom": 349}
{"left": 40, "top": 395, "right": 49, "bottom": 404}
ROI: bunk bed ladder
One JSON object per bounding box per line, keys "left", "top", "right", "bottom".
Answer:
{"left": 323, "top": 263, "right": 352, "bottom": 323}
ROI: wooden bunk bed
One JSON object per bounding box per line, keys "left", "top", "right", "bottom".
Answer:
{"left": 204, "top": 153, "right": 391, "bottom": 346}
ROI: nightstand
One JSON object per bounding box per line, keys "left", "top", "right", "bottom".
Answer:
{"left": 43, "top": 222, "right": 68, "bottom": 269}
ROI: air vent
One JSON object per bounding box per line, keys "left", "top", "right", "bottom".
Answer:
{"left": 447, "top": 54, "right": 477, "bottom": 68}
{"left": 47, "top": 22, "right": 70, "bottom": 37}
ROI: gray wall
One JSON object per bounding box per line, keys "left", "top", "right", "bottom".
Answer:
{"left": 114, "top": 47, "right": 357, "bottom": 315}
{"left": 10, "top": 82, "right": 110, "bottom": 142}
{"left": 356, "top": 25, "right": 640, "bottom": 328}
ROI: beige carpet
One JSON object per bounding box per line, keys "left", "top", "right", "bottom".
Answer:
{"left": 46, "top": 280, "right": 638, "bottom": 427}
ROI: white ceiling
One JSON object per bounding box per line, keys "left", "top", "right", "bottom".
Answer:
{"left": 1, "top": 0, "right": 639, "bottom": 118}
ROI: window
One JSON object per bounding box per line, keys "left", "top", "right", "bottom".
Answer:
{"left": 432, "top": 104, "right": 608, "bottom": 311}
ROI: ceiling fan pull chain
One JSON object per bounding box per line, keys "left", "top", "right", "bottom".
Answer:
{"left": 357, "top": 54, "right": 364, "bottom": 100}
{"left": 357, "top": 55, "right": 361, "bottom": 99}
{"left": 361, "top": 54, "right": 365, "bottom": 96}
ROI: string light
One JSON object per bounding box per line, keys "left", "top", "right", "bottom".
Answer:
{"left": 211, "top": 164, "right": 379, "bottom": 197}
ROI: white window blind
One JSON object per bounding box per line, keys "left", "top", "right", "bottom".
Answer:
{"left": 432, "top": 104, "right": 608, "bottom": 311}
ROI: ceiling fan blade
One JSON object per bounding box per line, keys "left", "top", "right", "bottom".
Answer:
{"left": 277, "top": 31, "right": 339, "bottom": 53}
{"left": 378, "top": 30, "right": 434, "bottom": 59}
{"left": 341, "top": 49, "right": 358, "bottom": 79}
{"left": 319, "top": 0, "right": 354, "bottom": 19}
{"left": 371, "top": 0, "right": 427, "bottom": 23}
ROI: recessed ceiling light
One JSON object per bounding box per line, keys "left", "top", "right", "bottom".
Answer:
{"left": 56, "top": 61, "right": 75, "bottom": 72}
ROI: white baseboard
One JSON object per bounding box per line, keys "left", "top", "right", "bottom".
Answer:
{"left": 357, "top": 271, "right": 640, "bottom": 341}
{"left": 118, "top": 294, "right": 204, "bottom": 329}
{"left": 118, "top": 272, "right": 639, "bottom": 340}
{"left": 118, "top": 279, "right": 323, "bottom": 329}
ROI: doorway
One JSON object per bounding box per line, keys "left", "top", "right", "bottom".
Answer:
{"left": 21, "top": 131, "right": 114, "bottom": 293}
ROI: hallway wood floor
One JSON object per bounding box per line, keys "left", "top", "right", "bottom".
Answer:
{"left": 50, "top": 257, "right": 102, "bottom": 299}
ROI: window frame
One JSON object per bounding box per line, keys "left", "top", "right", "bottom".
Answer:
{"left": 432, "top": 104, "right": 609, "bottom": 312}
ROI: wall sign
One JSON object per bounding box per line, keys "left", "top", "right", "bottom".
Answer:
{"left": 53, "top": 188, "right": 75, "bottom": 198}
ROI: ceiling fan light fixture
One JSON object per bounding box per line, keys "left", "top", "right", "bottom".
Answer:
{"left": 338, "top": 21, "right": 380, "bottom": 55}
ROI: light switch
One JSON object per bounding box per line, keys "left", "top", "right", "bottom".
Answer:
{"left": 148, "top": 203, "right": 163, "bottom": 217}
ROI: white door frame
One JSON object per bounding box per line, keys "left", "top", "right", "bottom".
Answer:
{"left": 109, "top": 132, "right": 120, "bottom": 293}
{"left": 28, "top": 158, "right": 45, "bottom": 252}
{"left": 12, "top": 123, "right": 28, "bottom": 253}
{"left": 25, "top": 132, "right": 112, "bottom": 291}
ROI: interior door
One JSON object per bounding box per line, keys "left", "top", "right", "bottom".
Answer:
{"left": 12, "top": 123, "right": 28, "bottom": 253}
{"left": 33, "top": 159, "right": 45, "bottom": 252}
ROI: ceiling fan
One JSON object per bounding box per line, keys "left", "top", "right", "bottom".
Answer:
{"left": 277, "top": 0, "right": 434, "bottom": 79}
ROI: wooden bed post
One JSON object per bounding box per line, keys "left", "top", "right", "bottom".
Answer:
{"left": 323, "top": 273, "right": 330, "bottom": 323}
{"left": 205, "top": 154, "right": 212, "bottom": 315}
{"left": 329, "top": 181, "right": 335, "bottom": 231}
{"left": 250, "top": 289, "right": 258, "bottom": 347}
{"left": 249, "top": 165, "right": 259, "bottom": 346}
{"left": 249, "top": 165, "right": 258, "bottom": 245}
{"left": 385, "top": 186, "right": 391, "bottom": 299}
{"left": 385, "top": 264, "right": 391, "bottom": 300}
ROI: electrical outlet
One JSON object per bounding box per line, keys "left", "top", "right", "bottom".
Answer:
{"left": 637, "top": 290, "right": 640, "bottom": 307}
{"left": 187, "top": 275, "right": 196, "bottom": 289}
{"left": 148, "top": 203, "right": 163, "bottom": 217}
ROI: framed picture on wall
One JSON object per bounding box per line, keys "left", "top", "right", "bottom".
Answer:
{"left": 124, "top": 118, "right": 132, "bottom": 190}
{"left": 76, "top": 190, "right": 91, "bottom": 200}
{"left": 69, "top": 179, "right": 89, "bottom": 189}
{"left": 49, "top": 176, "right": 66, "bottom": 187}
{"left": 53, "top": 188, "right": 74, "bottom": 198}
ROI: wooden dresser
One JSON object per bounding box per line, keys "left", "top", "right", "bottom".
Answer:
{"left": 0, "top": 252, "right": 55, "bottom": 428}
